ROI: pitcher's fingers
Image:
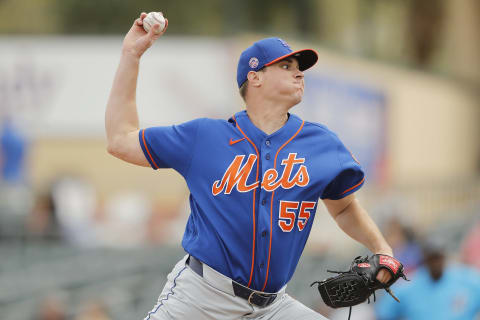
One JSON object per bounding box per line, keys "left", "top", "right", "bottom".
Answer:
{"left": 157, "top": 18, "right": 168, "bottom": 35}
{"left": 376, "top": 270, "right": 384, "bottom": 282}
{"left": 136, "top": 12, "right": 147, "bottom": 25}
{"left": 148, "top": 24, "right": 161, "bottom": 38}
{"left": 376, "top": 270, "right": 392, "bottom": 283}
{"left": 376, "top": 274, "right": 384, "bottom": 283}
{"left": 152, "top": 20, "right": 168, "bottom": 37}
{"left": 379, "top": 274, "right": 385, "bottom": 283}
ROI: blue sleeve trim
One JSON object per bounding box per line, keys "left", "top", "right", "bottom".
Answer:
{"left": 138, "top": 129, "right": 159, "bottom": 170}
{"left": 328, "top": 177, "right": 365, "bottom": 200}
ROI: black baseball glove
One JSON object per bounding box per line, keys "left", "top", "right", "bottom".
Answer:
{"left": 311, "top": 254, "right": 408, "bottom": 318}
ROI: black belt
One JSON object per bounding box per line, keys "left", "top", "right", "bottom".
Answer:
{"left": 186, "top": 255, "right": 278, "bottom": 308}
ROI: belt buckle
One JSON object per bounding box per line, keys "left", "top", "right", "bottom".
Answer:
{"left": 247, "top": 291, "right": 256, "bottom": 305}
{"left": 248, "top": 291, "right": 276, "bottom": 307}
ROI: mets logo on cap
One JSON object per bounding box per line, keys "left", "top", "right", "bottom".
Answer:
{"left": 277, "top": 38, "right": 291, "bottom": 50}
{"left": 249, "top": 57, "right": 259, "bottom": 69}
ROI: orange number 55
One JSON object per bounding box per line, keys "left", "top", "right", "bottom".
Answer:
{"left": 278, "top": 200, "right": 316, "bottom": 232}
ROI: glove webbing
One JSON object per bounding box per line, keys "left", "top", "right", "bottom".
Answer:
{"left": 324, "top": 269, "right": 377, "bottom": 320}
{"left": 312, "top": 255, "right": 409, "bottom": 320}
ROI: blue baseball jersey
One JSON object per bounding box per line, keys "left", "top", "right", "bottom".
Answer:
{"left": 139, "top": 110, "right": 364, "bottom": 293}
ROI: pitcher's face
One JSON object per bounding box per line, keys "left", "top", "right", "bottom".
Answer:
{"left": 261, "top": 58, "right": 305, "bottom": 107}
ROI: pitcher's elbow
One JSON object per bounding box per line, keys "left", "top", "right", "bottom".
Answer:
{"left": 106, "top": 139, "right": 122, "bottom": 158}
{"left": 106, "top": 143, "right": 116, "bottom": 156}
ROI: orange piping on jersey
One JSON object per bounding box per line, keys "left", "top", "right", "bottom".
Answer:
{"left": 340, "top": 177, "right": 365, "bottom": 195}
{"left": 261, "top": 120, "right": 305, "bottom": 291}
{"left": 233, "top": 115, "right": 260, "bottom": 288}
{"left": 142, "top": 129, "right": 159, "bottom": 169}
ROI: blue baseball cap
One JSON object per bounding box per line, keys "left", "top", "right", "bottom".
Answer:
{"left": 236, "top": 37, "right": 318, "bottom": 88}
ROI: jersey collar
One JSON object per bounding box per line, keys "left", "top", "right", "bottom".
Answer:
{"left": 230, "top": 110, "right": 303, "bottom": 146}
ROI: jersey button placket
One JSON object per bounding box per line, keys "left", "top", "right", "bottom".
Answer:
{"left": 258, "top": 138, "right": 272, "bottom": 281}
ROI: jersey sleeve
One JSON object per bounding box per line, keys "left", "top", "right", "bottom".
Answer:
{"left": 321, "top": 134, "right": 365, "bottom": 200}
{"left": 138, "top": 118, "right": 202, "bottom": 177}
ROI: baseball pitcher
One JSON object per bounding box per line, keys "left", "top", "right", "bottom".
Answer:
{"left": 105, "top": 12, "right": 404, "bottom": 320}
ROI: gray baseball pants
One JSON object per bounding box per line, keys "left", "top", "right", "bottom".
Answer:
{"left": 144, "top": 255, "right": 328, "bottom": 320}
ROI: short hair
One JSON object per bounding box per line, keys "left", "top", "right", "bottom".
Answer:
{"left": 238, "top": 68, "right": 265, "bottom": 102}
{"left": 239, "top": 80, "right": 249, "bottom": 101}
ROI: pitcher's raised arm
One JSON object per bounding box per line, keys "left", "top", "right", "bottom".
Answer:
{"left": 105, "top": 12, "right": 168, "bottom": 166}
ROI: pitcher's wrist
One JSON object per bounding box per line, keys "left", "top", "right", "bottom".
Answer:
{"left": 374, "top": 247, "right": 393, "bottom": 257}
{"left": 121, "top": 47, "right": 143, "bottom": 61}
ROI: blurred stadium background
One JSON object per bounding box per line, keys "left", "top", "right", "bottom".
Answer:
{"left": 0, "top": 0, "right": 479, "bottom": 319}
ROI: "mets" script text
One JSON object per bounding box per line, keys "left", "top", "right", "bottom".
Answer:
{"left": 212, "top": 153, "right": 309, "bottom": 195}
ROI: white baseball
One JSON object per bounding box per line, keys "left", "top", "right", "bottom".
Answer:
{"left": 143, "top": 12, "right": 166, "bottom": 34}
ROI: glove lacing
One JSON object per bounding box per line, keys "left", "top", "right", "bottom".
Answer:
{"left": 316, "top": 256, "right": 409, "bottom": 320}
{"left": 325, "top": 268, "right": 376, "bottom": 320}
